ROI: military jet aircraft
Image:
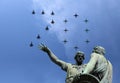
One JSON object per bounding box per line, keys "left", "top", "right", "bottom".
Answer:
{"left": 45, "top": 26, "right": 49, "bottom": 31}
{"left": 41, "top": 10, "right": 45, "bottom": 15}
{"left": 32, "top": 10, "right": 35, "bottom": 14}
{"left": 51, "top": 11, "right": 55, "bottom": 15}
{"left": 63, "top": 39, "right": 68, "bottom": 44}
{"left": 64, "top": 19, "right": 68, "bottom": 23}
{"left": 74, "top": 46, "right": 79, "bottom": 50}
{"left": 37, "top": 34, "right": 40, "bottom": 39}
{"left": 84, "top": 19, "right": 88, "bottom": 23}
{"left": 64, "top": 28, "right": 69, "bottom": 33}
{"left": 74, "top": 13, "right": 79, "bottom": 18}
{"left": 85, "top": 29, "right": 90, "bottom": 33}
{"left": 51, "top": 20, "right": 55, "bottom": 24}
{"left": 85, "top": 39, "right": 90, "bottom": 44}
{"left": 29, "top": 42, "right": 33, "bottom": 47}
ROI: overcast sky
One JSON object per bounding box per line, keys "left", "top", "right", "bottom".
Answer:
{"left": 0, "top": 0, "right": 120, "bottom": 83}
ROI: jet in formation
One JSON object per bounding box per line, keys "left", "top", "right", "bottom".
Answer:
{"left": 85, "top": 29, "right": 90, "bottom": 33}
{"left": 29, "top": 42, "right": 33, "bottom": 47}
{"left": 74, "top": 46, "right": 79, "bottom": 50}
{"left": 45, "top": 26, "right": 49, "bottom": 31}
{"left": 51, "top": 20, "right": 55, "bottom": 24}
{"left": 74, "top": 13, "right": 79, "bottom": 18}
{"left": 64, "top": 28, "right": 69, "bottom": 33}
{"left": 32, "top": 10, "right": 35, "bottom": 14}
{"left": 51, "top": 11, "right": 55, "bottom": 15}
{"left": 41, "top": 10, "right": 45, "bottom": 15}
{"left": 64, "top": 19, "right": 68, "bottom": 23}
{"left": 85, "top": 39, "right": 90, "bottom": 44}
{"left": 37, "top": 34, "right": 40, "bottom": 39}
{"left": 84, "top": 19, "right": 88, "bottom": 23}
{"left": 63, "top": 39, "right": 68, "bottom": 44}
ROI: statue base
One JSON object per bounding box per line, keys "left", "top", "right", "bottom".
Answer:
{"left": 73, "top": 74, "right": 100, "bottom": 83}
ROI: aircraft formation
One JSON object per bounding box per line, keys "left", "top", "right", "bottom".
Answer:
{"left": 30, "top": 10, "right": 90, "bottom": 50}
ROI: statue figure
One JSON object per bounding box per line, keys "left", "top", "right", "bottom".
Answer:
{"left": 83, "top": 46, "right": 113, "bottom": 83}
{"left": 39, "top": 44, "right": 86, "bottom": 83}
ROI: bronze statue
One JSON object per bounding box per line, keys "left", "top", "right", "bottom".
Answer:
{"left": 83, "top": 46, "right": 113, "bottom": 83}
{"left": 39, "top": 44, "right": 86, "bottom": 83}
{"left": 39, "top": 44, "right": 112, "bottom": 83}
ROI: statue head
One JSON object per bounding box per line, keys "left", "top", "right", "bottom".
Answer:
{"left": 92, "top": 46, "right": 105, "bottom": 55}
{"left": 74, "top": 51, "right": 85, "bottom": 65}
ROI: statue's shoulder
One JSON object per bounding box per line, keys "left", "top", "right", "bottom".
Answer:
{"left": 66, "top": 64, "right": 77, "bottom": 68}
{"left": 65, "top": 63, "right": 73, "bottom": 67}
{"left": 72, "top": 64, "right": 87, "bottom": 68}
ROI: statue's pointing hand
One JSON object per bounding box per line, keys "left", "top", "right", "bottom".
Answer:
{"left": 38, "top": 44, "right": 50, "bottom": 53}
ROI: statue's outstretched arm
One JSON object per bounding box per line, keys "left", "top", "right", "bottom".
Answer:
{"left": 38, "top": 44, "right": 67, "bottom": 69}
